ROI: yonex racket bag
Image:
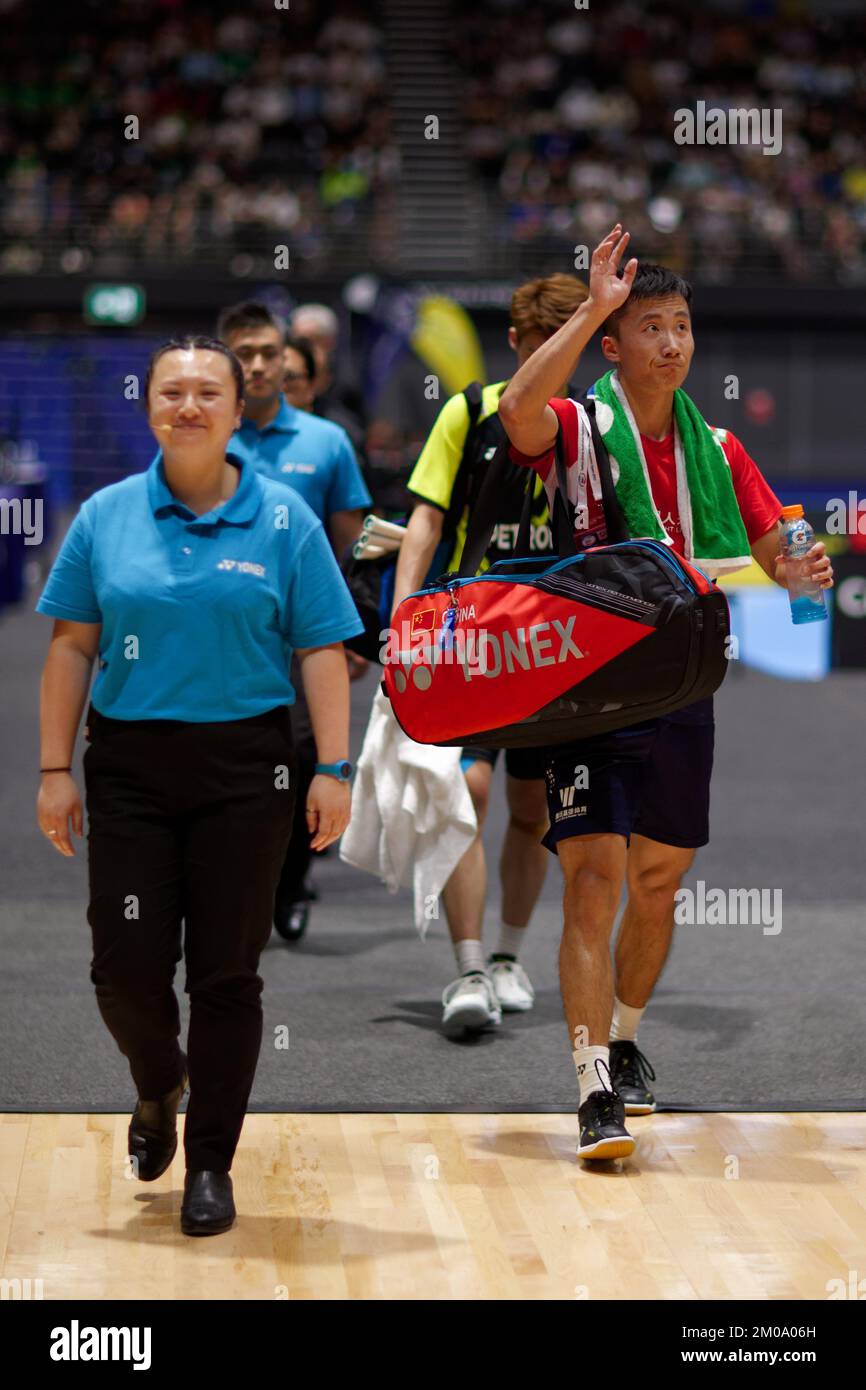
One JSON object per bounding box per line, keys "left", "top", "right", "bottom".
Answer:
{"left": 382, "top": 410, "right": 731, "bottom": 748}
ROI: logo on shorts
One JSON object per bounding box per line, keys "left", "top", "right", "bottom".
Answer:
{"left": 556, "top": 785, "right": 587, "bottom": 820}
{"left": 555, "top": 764, "right": 590, "bottom": 812}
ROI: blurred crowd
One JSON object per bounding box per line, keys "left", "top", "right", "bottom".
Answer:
{"left": 2, "top": 0, "right": 864, "bottom": 284}
{"left": 0, "top": 0, "right": 399, "bottom": 274}
{"left": 451, "top": 0, "right": 866, "bottom": 283}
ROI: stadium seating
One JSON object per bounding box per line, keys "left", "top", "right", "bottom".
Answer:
{"left": 448, "top": 0, "right": 866, "bottom": 283}
{"left": 0, "top": 0, "right": 399, "bottom": 276}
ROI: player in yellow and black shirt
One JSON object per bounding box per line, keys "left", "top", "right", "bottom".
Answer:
{"left": 391, "top": 273, "right": 589, "bottom": 1039}
{"left": 408, "top": 380, "right": 552, "bottom": 575}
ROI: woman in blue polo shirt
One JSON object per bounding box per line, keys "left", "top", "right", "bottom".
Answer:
{"left": 35, "top": 335, "right": 362, "bottom": 1237}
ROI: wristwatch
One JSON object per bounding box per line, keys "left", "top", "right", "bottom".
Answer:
{"left": 315, "top": 760, "right": 353, "bottom": 782}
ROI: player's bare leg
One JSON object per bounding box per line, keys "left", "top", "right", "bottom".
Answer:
{"left": 609, "top": 836, "right": 696, "bottom": 1113}
{"left": 488, "top": 773, "right": 549, "bottom": 1012}
{"left": 441, "top": 759, "right": 491, "bottom": 945}
{"left": 499, "top": 773, "right": 549, "bottom": 929}
{"left": 558, "top": 833, "right": 635, "bottom": 1159}
{"left": 439, "top": 761, "right": 500, "bottom": 1037}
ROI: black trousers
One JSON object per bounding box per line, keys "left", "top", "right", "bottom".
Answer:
{"left": 83, "top": 703, "right": 295, "bottom": 1173}
{"left": 274, "top": 656, "right": 316, "bottom": 911}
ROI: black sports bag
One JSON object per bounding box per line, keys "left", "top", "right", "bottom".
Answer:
{"left": 342, "top": 382, "right": 503, "bottom": 661}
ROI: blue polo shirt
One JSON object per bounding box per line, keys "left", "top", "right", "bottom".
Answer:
{"left": 36, "top": 446, "right": 364, "bottom": 721}
{"left": 235, "top": 398, "right": 371, "bottom": 523}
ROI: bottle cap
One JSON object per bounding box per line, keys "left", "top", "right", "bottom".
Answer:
{"left": 780, "top": 504, "right": 804, "bottom": 520}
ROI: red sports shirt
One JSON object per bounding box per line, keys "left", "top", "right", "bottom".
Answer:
{"left": 509, "top": 397, "right": 782, "bottom": 557}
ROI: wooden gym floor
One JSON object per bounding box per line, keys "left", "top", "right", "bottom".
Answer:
{"left": 1, "top": 1111, "right": 864, "bottom": 1300}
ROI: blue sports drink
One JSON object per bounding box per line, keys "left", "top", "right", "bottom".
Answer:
{"left": 779, "top": 505, "right": 827, "bottom": 624}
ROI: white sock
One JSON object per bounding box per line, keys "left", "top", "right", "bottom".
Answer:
{"left": 493, "top": 923, "right": 526, "bottom": 960}
{"left": 573, "top": 1045, "right": 610, "bottom": 1106}
{"left": 454, "top": 939, "right": 486, "bottom": 976}
{"left": 609, "top": 996, "right": 645, "bottom": 1044}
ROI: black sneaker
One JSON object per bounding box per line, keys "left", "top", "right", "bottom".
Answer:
{"left": 577, "top": 1064, "right": 636, "bottom": 1161}
{"left": 609, "top": 1040, "right": 657, "bottom": 1115}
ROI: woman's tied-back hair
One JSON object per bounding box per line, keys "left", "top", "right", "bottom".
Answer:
{"left": 143, "top": 335, "right": 245, "bottom": 407}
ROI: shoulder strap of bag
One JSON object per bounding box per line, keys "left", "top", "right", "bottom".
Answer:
{"left": 440, "top": 381, "right": 485, "bottom": 540}
{"left": 539, "top": 395, "right": 631, "bottom": 554}
{"left": 550, "top": 427, "right": 579, "bottom": 556}
{"left": 455, "top": 430, "right": 511, "bottom": 578}
{"left": 512, "top": 466, "right": 539, "bottom": 560}
{"left": 579, "top": 393, "right": 630, "bottom": 544}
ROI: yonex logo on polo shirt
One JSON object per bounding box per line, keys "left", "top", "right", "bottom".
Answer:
{"left": 216, "top": 559, "right": 266, "bottom": 577}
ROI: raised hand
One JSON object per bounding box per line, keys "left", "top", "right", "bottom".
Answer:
{"left": 589, "top": 224, "right": 638, "bottom": 317}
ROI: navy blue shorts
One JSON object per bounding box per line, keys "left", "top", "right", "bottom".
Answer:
{"left": 542, "top": 698, "right": 715, "bottom": 854}
{"left": 459, "top": 744, "right": 547, "bottom": 780}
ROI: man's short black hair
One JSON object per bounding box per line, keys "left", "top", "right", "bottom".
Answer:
{"left": 284, "top": 336, "right": 316, "bottom": 381}
{"left": 216, "top": 300, "right": 286, "bottom": 345}
{"left": 603, "top": 263, "right": 693, "bottom": 336}
{"left": 144, "top": 335, "right": 244, "bottom": 406}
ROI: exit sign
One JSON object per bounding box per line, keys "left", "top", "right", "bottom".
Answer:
{"left": 83, "top": 283, "right": 146, "bottom": 326}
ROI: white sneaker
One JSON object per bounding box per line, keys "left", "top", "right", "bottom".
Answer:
{"left": 488, "top": 958, "right": 535, "bottom": 1012}
{"left": 441, "top": 972, "right": 502, "bottom": 1038}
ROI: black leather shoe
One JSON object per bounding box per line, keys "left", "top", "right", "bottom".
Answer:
{"left": 128, "top": 1056, "right": 188, "bottom": 1183}
{"left": 181, "top": 1170, "right": 236, "bottom": 1236}
{"left": 273, "top": 898, "right": 310, "bottom": 942}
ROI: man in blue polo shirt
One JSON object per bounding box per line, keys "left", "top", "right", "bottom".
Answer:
{"left": 217, "top": 300, "right": 372, "bottom": 942}
{"left": 218, "top": 300, "right": 371, "bottom": 555}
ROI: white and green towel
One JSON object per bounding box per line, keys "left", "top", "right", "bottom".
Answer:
{"left": 589, "top": 369, "right": 751, "bottom": 577}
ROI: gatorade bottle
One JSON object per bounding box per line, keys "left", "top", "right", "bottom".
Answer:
{"left": 779, "top": 505, "right": 827, "bottom": 625}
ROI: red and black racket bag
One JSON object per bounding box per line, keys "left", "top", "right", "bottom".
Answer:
{"left": 382, "top": 403, "right": 731, "bottom": 748}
